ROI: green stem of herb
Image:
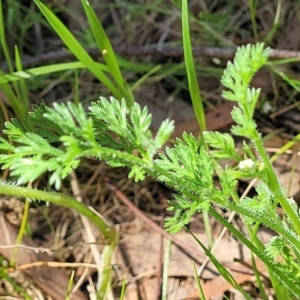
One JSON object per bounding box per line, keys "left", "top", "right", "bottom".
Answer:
{"left": 79, "top": 142, "right": 300, "bottom": 251}
{"left": 186, "top": 191, "right": 300, "bottom": 254}
{"left": 253, "top": 133, "right": 300, "bottom": 236}
{"left": 0, "top": 184, "right": 112, "bottom": 240}
{"left": 210, "top": 209, "right": 300, "bottom": 296}
{"left": 96, "top": 225, "right": 119, "bottom": 298}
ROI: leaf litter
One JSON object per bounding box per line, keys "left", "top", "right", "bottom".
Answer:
{"left": 1, "top": 0, "right": 300, "bottom": 299}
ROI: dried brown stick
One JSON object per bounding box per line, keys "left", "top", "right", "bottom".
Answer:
{"left": 3, "top": 45, "right": 300, "bottom": 70}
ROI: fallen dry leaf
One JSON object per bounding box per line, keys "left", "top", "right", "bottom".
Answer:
{"left": 0, "top": 212, "right": 87, "bottom": 300}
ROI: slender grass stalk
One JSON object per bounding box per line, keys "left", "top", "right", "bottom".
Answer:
{"left": 249, "top": 0, "right": 258, "bottom": 42}
{"left": 11, "top": 198, "right": 30, "bottom": 267}
{"left": 0, "top": 259, "right": 33, "bottom": 300}
{"left": 251, "top": 254, "right": 269, "bottom": 300}
{"left": 119, "top": 277, "right": 126, "bottom": 300}
{"left": 65, "top": 271, "right": 75, "bottom": 300}
{"left": 209, "top": 209, "right": 300, "bottom": 296}
{"left": 73, "top": 69, "right": 80, "bottom": 106}
{"left": 269, "top": 132, "right": 300, "bottom": 163}
{"left": 263, "top": 0, "right": 282, "bottom": 45}
{"left": 0, "top": 61, "right": 109, "bottom": 84}
{"left": 96, "top": 226, "right": 119, "bottom": 299}
{"left": 0, "top": 0, "right": 28, "bottom": 118}
{"left": 170, "top": 0, "right": 235, "bottom": 47}
{"left": 130, "top": 65, "right": 162, "bottom": 91}
{"left": 14, "top": 46, "right": 29, "bottom": 112}
{"left": 82, "top": 0, "right": 134, "bottom": 107}
{"left": 193, "top": 261, "right": 205, "bottom": 300}
{"left": 268, "top": 64, "right": 300, "bottom": 93}
{"left": 0, "top": 0, "right": 14, "bottom": 73}
{"left": 187, "top": 228, "right": 253, "bottom": 300}
{"left": 181, "top": 0, "right": 213, "bottom": 249}
{"left": 181, "top": 0, "right": 206, "bottom": 134}
{"left": 33, "top": 0, "right": 120, "bottom": 98}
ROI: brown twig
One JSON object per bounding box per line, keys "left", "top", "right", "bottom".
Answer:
{"left": 3, "top": 45, "right": 300, "bottom": 70}
{"left": 105, "top": 180, "right": 207, "bottom": 266}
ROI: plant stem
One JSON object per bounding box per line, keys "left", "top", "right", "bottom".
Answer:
{"left": 210, "top": 209, "right": 300, "bottom": 297}
{"left": 96, "top": 224, "right": 119, "bottom": 299}
{"left": 253, "top": 133, "right": 300, "bottom": 236}
{"left": 0, "top": 183, "right": 119, "bottom": 297}
{"left": 0, "top": 184, "right": 113, "bottom": 240}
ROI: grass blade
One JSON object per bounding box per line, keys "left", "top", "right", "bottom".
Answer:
{"left": 192, "top": 261, "right": 205, "bottom": 300}
{"left": 181, "top": 0, "right": 206, "bottom": 133}
{"left": 33, "top": 0, "right": 121, "bottom": 99}
{"left": 14, "top": 46, "right": 29, "bottom": 113}
{"left": 210, "top": 209, "right": 300, "bottom": 298}
{"left": 187, "top": 227, "right": 253, "bottom": 300}
{"left": 0, "top": 259, "right": 33, "bottom": 300}
{"left": 119, "top": 277, "right": 126, "bottom": 300}
{"left": 182, "top": 0, "right": 213, "bottom": 251}
{"left": 82, "top": 0, "right": 134, "bottom": 107}
{"left": 0, "top": 61, "right": 108, "bottom": 84}
{"left": 0, "top": 0, "right": 27, "bottom": 118}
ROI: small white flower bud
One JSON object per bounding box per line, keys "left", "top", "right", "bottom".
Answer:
{"left": 238, "top": 159, "right": 255, "bottom": 170}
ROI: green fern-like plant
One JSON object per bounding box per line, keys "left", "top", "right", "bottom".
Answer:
{"left": 1, "top": 43, "right": 300, "bottom": 298}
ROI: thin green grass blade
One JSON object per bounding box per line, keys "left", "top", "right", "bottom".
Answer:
{"left": 33, "top": 0, "right": 121, "bottom": 99}
{"left": 269, "top": 132, "right": 300, "bottom": 163}
{"left": 131, "top": 65, "right": 162, "bottom": 91}
{"left": 82, "top": 0, "right": 123, "bottom": 84}
{"left": 82, "top": 0, "right": 134, "bottom": 107}
{"left": 251, "top": 254, "right": 269, "bottom": 300}
{"left": 249, "top": 0, "right": 258, "bottom": 41}
{"left": 182, "top": 0, "right": 213, "bottom": 253}
{"left": 263, "top": 0, "right": 282, "bottom": 45}
{"left": 0, "top": 0, "right": 14, "bottom": 73}
{"left": 248, "top": 222, "right": 290, "bottom": 300}
{"left": 0, "top": 61, "right": 108, "bottom": 84}
{"left": 73, "top": 69, "right": 80, "bottom": 105}
{"left": 0, "top": 0, "right": 27, "bottom": 118}
{"left": 192, "top": 261, "right": 205, "bottom": 300}
{"left": 119, "top": 277, "right": 126, "bottom": 300}
{"left": 181, "top": 0, "right": 206, "bottom": 133}
{"left": 0, "top": 82, "right": 24, "bottom": 118}
{"left": 267, "top": 58, "right": 300, "bottom": 65}
{"left": 65, "top": 270, "right": 75, "bottom": 300}
{"left": 247, "top": 223, "right": 269, "bottom": 300}
{"left": 269, "top": 65, "right": 300, "bottom": 93}
{"left": 187, "top": 227, "right": 253, "bottom": 300}
{"left": 14, "top": 46, "right": 29, "bottom": 114}
{"left": 210, "top": 209, "right": 300, "bottom": 298}
{"left": 0, "top": 257, "right": 33, "bottom": 300}
{"left": 10, "top": 198, "right": 30, "bottom": 266}
{"left": 171, "top": 0, "right": 235, "bottom": 47}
